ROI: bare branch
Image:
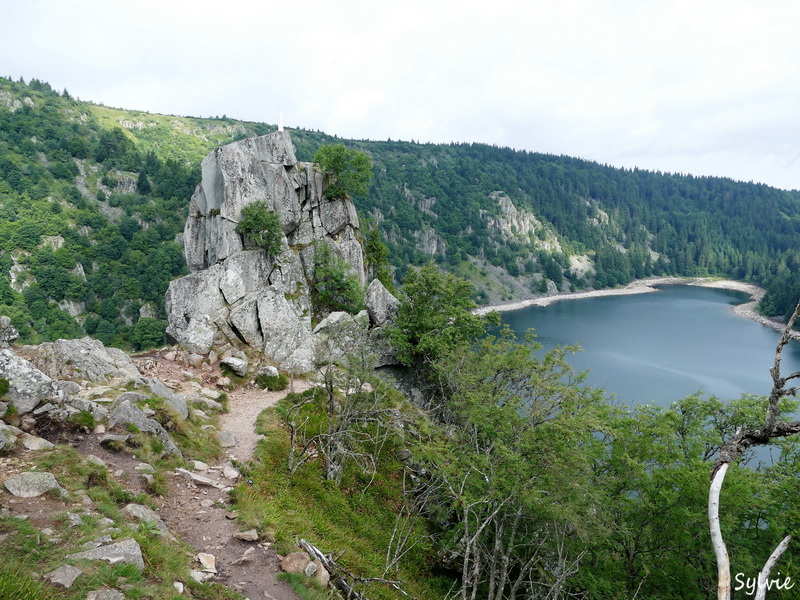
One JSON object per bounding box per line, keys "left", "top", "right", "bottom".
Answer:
{"left": 755, "top": 536, "right": 792, "bottom": 600}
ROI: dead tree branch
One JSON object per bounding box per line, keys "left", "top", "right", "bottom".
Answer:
{"left": 709, "top": 299, "right": 800, "bottom": 600}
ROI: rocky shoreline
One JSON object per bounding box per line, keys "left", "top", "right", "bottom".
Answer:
{"left": 475, "top": 277, "right": 800, "bottom": 340}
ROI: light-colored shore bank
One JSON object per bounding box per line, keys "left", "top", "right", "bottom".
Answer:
{"left": 475, "top": 277, "right": 800, "bottom": 339}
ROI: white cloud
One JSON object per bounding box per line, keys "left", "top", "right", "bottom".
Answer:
{"left": 2, "top": 0, "right": 800, "bottom": 189}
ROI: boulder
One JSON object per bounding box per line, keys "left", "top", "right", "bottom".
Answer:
{"left": 108, "top": 400, "right": 182, "bottom": 457}
{"left": 257, "top": 365, "right": 279, "bottom": 378}
{"left": 4, "top": 471, "right": 65, "bottom": 498}
{"left": 313, "top": 311, "right": 369, "bottom": 365}
{"left": 25, "top": 337, "right": 140, "bottom": 382}
{"left": 141, "top": 377, "right": 189, "bottom": 419}
{"left": 21, "top": 433, "right": 55, "bottom": 451}
{"left": 365, "top": 279, "right": 400, "bottom": 326}
{"left": 0, "top": 315, "right": 19, "bottom": 348}
{"left": 67, "top": 538, "right": 145, "bottom": 570}
{"left": 221, "top": 356, "right": 248, "bottom": 377}
{"left": 123, "top": 503, "right": 174, "bottom": 539}
{"left": 0, "top": 350, "right": 60, "bottom": 414}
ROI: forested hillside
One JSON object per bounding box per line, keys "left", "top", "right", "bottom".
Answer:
{"left": 0, "top": 76, "right": 798, "bottom": 351}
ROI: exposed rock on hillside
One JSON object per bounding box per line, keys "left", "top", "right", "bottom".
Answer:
{"left": 165, "top": 131, "right": 377, "bottom": 371}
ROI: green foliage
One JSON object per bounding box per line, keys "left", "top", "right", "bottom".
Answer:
{"left": 364, "top": 226, "right": 394, "bottom": 291}
{"left": 67, "top": 410, "right": 95, "bottom": 431}
{"left": 0, "top": 565, "right": 58, "bottom": 600}
{"left": 131, "top": 317, "right": 166, "bottom": 350}
{"left": 311, "top": 241, "right": 364, "bottom": 316}
{"left": 313, "top": 143, "right": 372, "bottom": 199}
{"left": 255, "top": 372, "right": 289, "bottom": 391}
{"left": 234, "top": 201, "right": 283, "bottom": 254}
{"left": 388, "top": 264, "right": 496, "bottom": 368}
{"left": 0, "top": 377, "right": 8, "bottom": 396}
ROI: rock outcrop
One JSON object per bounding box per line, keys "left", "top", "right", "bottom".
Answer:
{"left": 165, "top": 131, "right": 369, "bottom": 371}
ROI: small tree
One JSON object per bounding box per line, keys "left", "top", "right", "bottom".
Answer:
{"left": 235, "top": 201, "right": 283, "bottom": 255}
{"left": 313, "top": 144, "right": 372, "bottom": 199}
{"left": 311, "top": 241, "right": 364, "bottom": 316}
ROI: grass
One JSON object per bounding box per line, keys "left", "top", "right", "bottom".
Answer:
{"left": 1, "top": 444, "right": 247, "bottom": 600}
{"left": 232, "top": 391, "right": 453, "bottom": 600}
{"left": 0, "top": 565, "right": 59, "bottom": 600}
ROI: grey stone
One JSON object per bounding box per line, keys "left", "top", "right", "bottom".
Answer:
{"left": 4, "top": 471, "right": 65, "bottom": 498}
{"left": 191, "top": 395, "right": 224, "bottom": 413}
{"left": 0, "top": 349, "right": 60, "bottom": 414}
{"left": 141, "top": 377, "right": 189, "bottom": 420}
{"left": 85, "top": 455, "right": 106, "bottom": 469}
{"left": 108, "top": 400, "right": 182, "bottom": 457}
{"left": 222, "top": 463, "right": 240, "bottom": 480}
{"left": 313, "top": 311, "right": 369, "bottom": 365}
{"left": 45, "top": 564, "right": 82, "bottom": 588}
{"left": 66, "top": 511, "right": 86, "bottom": 527}
{"left": 257, "top": 365, "right": 279, "bottom": 378}
{"left": 67, "top": 538, "right": 145, "bottom": 570}
{"left": 365, "top": 279, "right": 400, "bottom": 326}
{"left": 304, "top": 560, "right": 318, "bottom": 577}
{"left": 123, "top": 503, "right": 174, "bottom": 539}
{"left": 233, "top": 529, "right": 259, "bottom": 541}
{"left": 55, "top": 380, "right": 82, "bottom": 396}
{"left": 82, "top": 534, "right": 113, "bottom": 549}
{"left": 221, "top": 356, "right": 248, "bottom": 377}
{"left": 0, "top": 315, "right": 19, "bottom": 348}
{"left": 165, "top": 131, "right": 367, "bottom": 372}
{"left": 112, "top": 391, "right": 148, "bottom": 408}
{"left": 176, "top": 468, "right": 227, "bottom": 489}
{"left": 25, "top": 337, "right": 140, "bottom": 382}
{"left": 21, "top": 433, "right": 55, "bottom": 450}
{"left": 0, "top": 430, "right": 7, "bottom": 450}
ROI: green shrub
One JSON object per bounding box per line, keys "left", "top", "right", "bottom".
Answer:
{"left": 311, "top": 241, "right": 364, "bottom": 316}
{"left": 235, "top": 201, "right": 283, "bottom": 255}
{"left": 67, "top": 410, "right": 95, "bottom": 431}
{"left": 0, "top": 378, "right": 8, "bottom": 396}
{"left": 256, "top": 372, "right": 289, "bottom": 391}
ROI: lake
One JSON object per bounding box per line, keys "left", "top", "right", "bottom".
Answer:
{"left": 501, "top": 285, "right": 800, "bottom": 407}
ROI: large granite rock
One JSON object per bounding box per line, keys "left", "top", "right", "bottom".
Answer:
{"left": 0, "top": 350, "right": 60, "bottom": 414}
{"left": 365, "top": 279, "right": 400, "bottom": 326}
{"left": 25, "top": 337, "right": 140, "bottom": 382}
{"left": 165, "top": 131, "right": 368, "bottom": 371}
{"left": 108, "top": 400, "right": 182, "bottom": 457}
{"left": 67, "top": 538, "right": 145, "bottom": 570}
{"left": 4, "top": 471, "right": 65, "bottom": 498}
{"left": 0, "top": 315, "right": 18, "bottom": 348}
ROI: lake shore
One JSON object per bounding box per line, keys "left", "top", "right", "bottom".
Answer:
{"left": 475, "top": 277, "right": 800, "bottom": 339}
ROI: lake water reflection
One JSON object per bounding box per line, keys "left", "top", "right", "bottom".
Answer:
{"left": 501, "top": 285, "right": 800, "bottom": 407}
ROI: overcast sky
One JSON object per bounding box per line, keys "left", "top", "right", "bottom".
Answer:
{"left": 4, "top": 0, "right": 800, "bottom": 190}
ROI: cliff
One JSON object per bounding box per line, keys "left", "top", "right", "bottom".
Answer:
{"left": 165, "top": 131, "right": 369, "bottom": 372}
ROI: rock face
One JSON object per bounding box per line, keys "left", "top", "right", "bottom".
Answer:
{"left": 25, "top": 337, "right": 140, "bottom": 382}
{"left": 0, "top": 315, "right": 18, "bottom": 348}
{"left": 0, "top": 350, "right": 60, "bottom": 414}
{"left": 165, "top": 131, "right": 368, "bottom": 371}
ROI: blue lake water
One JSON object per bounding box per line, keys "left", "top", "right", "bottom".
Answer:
{"left": 501, "top": 285, "right": 800, "bottom": 407}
